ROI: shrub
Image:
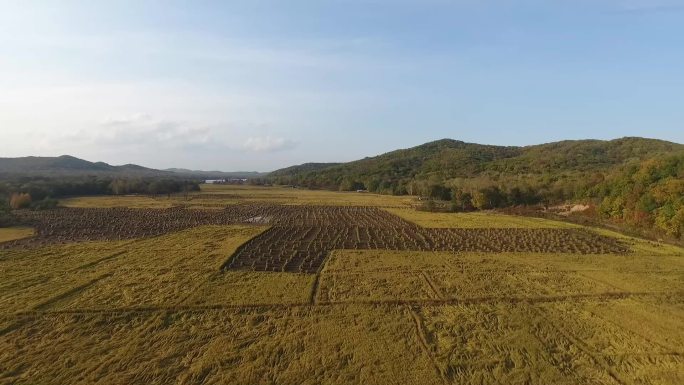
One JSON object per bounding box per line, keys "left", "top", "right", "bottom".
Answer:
{"left": 31, "top": 198, "right": 59, "bottom": 211}
{"left": 9, "top": 193, "right": 32, "bottom": 209}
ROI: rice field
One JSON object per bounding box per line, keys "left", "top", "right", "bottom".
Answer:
{"left": 1, "top": 185, "right": 682, "bottom": 384}
{"left": 0, "top": 226, "right": 34, "bottom": 243}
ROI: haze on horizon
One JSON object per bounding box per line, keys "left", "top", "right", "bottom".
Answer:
{"left": 1, "top": 0, "right": 683, "bottom": 172}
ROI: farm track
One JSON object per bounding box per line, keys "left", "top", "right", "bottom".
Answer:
{"left": 9, "top": 290, "right": 680, "bottom": 319}
{"left": 420, "top": 271, "right": 444, "bottom": 299}
{"left": 529, "top": 306, "right": 629, "bottom": 385}
{"left": 407, "top": 306, "right": 450, "bottom": 385}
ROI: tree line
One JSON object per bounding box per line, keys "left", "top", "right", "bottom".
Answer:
{"left": 0, "top": 176, "right": 201, "bottom": 225}
{"left": 266, "top": 152, "right": 684, "bottom": 241}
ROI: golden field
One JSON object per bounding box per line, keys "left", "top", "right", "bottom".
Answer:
{"left": 1, "top": 185, "right": 682, "bottom": 384}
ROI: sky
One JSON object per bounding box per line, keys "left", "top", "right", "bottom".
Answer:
{"left": 1, "top": 0, "right": 683, "bottom": 172}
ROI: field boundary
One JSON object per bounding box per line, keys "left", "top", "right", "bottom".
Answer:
{"left": 421, "top": 271, "right": 444, "bottom": 300}
{"left": 72, "top": 250, "right": 127, "bottom": 271}
{"left": 8, "top": 290, "right": 677, "bottom": 319}
{"left": 32, "top": 274, "right": 112, "bottom": 312}
{"left": 407, "top": 306, "right": 449, "bottom": 385}
{"left": 309, "top": 251, "right": 333, "bottom": 305}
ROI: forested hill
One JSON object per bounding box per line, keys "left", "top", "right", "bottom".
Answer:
{"left": 269, "top": 137, "right": 683, "bottom": 191}
{"left": 268, "top": 137, "right": 684, "bottom": 240}
{"left": 0, "top": 155, "right": 162, "bottom": 177}
{"left": 0, "top": 155, "right": 263, "bottom": 179}
{"left": 269, "top": 162, "right": 342, "bottom": 177}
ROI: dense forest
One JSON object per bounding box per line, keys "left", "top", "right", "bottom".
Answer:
{"left": 595, "top": 153, "right": 684, "bottom": 239}
{"left": 267, "top": 137, "right": 684, "bottom": 240}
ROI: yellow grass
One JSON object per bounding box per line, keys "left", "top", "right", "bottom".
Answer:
{"left": 419, "top": 302, "right": 665, "bottom": 385}
{"left": 317, "top": 249, "right": 683, "bottom": 303}
{"left": 60, "top": 195, "right": 179, "bottom": 208}
{"left": 201, "top": 184, "right": 414, "bottom": 206}
{"left": 0, "top": 226, "right": 34, "bottom": 243}
{"left": 2, "top": 191, "right": 684, "bottom": 384}
{"left": 184, "top": 271, "right": 314, "bottom": 306}
{"left": 58, "top": 185, "right": 412, "bottom": 208}
{"left": 0, "top": 225, "right": 268, "bottom": 313}
{"left": 590, "top": 227, "right": 684, "bottom": 256}
{"left": 385, "top": 208, "right": 580, "bottom": 228}
{"left": 0, "top": 306, "right": 444, "bottom": 385}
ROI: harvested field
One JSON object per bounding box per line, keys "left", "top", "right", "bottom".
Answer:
{"left": 0, "top": 306, "right": 444, "bottom": 385}
{"left": 385, "top": 208, "right": 580, "bottom": 228}
{"left": 1, "top": 185, "right": 682, "bottom": 385}
{"left": 5, "top": 206, "right": 628, "bottom": 270}
{"left": 60, "top": 195, "right": 180, "bottom": 209}
{"left": 4, "top": 205, "right": 410, "bottom": 247}
{"left": 0, "top": 226, "right": 34, "bottom": 243}
{"left": 4, "top": 206, "right": 266, "bottom": 247}
{"left": 316, "top": 249, "right": 683, "bottom": 303}
{"left": 200, "top": 184, "right": 414, "bottom": 207}
{"left": 227, "top": 226, "right": 628, "bottom": 273}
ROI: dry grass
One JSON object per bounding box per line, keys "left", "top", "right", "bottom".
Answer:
{"left": 385, "top": 208, "right": 580, "bottom": 228}
{"left": 420, "top": 303, "right": 621, "bottom": 385}
{"left": 318, "top": 249, "right": 683, "bottom": 304}
{"left": 2, "top": 191, "right": 683, "bottom": 384}
{"left": 0, "top": 306, "right": 444, "bottom": 385}
{"left": 58, "top": 185, "right": 411, "bottom": 209}
{"left": 184, "top": 271, "right": 314, "bottom": 306}
{"left": 60, "top": 195, "right": 180, "bottom": 209}
{"left": 0, "top": 226, "right": 34, "bottom": 243}
{"left": 0, "top": 225, "right": 267, "bottom": 313}
{"left": 195, "top": 184, "right": 413, "bottom": 207}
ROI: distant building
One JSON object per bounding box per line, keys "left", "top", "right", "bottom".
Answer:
{"left": 204, "top": 178, "right": 248, "bottom": 184}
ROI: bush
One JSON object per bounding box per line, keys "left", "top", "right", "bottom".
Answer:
{"left": 31, "top": 198, "right": 59, "bottom": 210}
{"left": 0, "top": 199, "right": 17, "bottom": 226}
{"left": 9, "top": 193, "right": 32, "bottom": 209}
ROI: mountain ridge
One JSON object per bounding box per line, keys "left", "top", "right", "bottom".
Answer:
{"left": 268, "top": 137, "right": 683, "bottom": 190}
{"left": 0, "top": 155, "right": 263, "bottom": 179}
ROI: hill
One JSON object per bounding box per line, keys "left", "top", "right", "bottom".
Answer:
{"left": 269, "top": 137, "right": 683, "bottom": 193}
{"left": 269, "top": 162, "right": 342, "bottom": 178}
{"left": 164, "top": 168, "right": 267, "bottom": 179}
{"left": 0, "top": 155, "right": 264, "bottom": 180}
{"left": 0, "top": 155, "right": 162, "bottom": 177}
{"left": 269, "top": 137, "right": 684, "bottom": 240}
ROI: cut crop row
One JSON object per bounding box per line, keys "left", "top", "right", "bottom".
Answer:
{"left": 226, "top": 226, "right": 629, "bottom": 274}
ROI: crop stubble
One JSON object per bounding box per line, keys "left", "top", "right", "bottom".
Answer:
{"left": 1, "top": 197, "right": 682, "bottom": 385}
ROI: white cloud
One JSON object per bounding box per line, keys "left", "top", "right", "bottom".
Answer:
{"left": 243, "top": 136, "right": 297, "bottom": 152}
{"left": 72, "top": 114, "right": 215, "bottom": 149}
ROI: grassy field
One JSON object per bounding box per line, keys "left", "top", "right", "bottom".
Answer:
{"left": 385, "top": 208, "right": 580, "bottom": 228}
{"left": 0, "top": 226, "right": 34, "bottom": 243}
{"left": 59, "top": 195, "right": 181, "bottom": 208}
{"left": 1, "top": 185, "right": 683, "bottom": 384}
{"left": 60, "top": 184, "right": 413, "bottom": 209}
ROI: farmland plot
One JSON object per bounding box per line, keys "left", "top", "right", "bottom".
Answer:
{"left": 1, "top": 185, "right": 682, "bottom": 385}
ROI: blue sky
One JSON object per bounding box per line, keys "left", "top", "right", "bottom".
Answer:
{"left": 1, "top": 0, "right": 683, "bottom": 171}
